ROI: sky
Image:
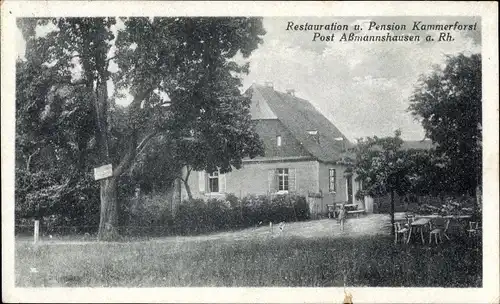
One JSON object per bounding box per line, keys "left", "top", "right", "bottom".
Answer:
{"left": 16, "top": 16, "right": 481, "bottom": 141}
{"left": 240, "top": 16, "right": 481, "bottom": 141}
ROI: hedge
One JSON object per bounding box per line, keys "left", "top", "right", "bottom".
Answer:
{"left": 173, "top": 194, "right": 310, "bottom": 235}
{"left": 16, "top": 193, "right": 310, "bottom": 237}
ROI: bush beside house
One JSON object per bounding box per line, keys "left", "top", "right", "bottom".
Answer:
{"left": 16, "top": 192, "right": 310, "bottom": 238}
{"left": 173, "top": 194, "right": 310, "bottom": 235}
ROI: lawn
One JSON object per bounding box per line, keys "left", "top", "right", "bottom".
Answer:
{"left": 15, "top": 215, "right": 482, "bottom": 287}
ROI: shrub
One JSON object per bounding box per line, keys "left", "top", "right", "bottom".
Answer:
{"left": 15, "top": 167, "right": 100, "bottom": 234}
{"left": 121, "top": 193, "right": 173, "bottom": 236}
{"left": 171, "top": 194, "right": 309, "bottom": 236}
{"left": 241, "top": 194, "right": 269, "bottom": 225}
{"left": 240, "top": 194, "right": 309, "bottom": 225}
{"left": 291, "top": 195, "right": 310, "bottom": 221}
{"left": 174, "top": 198, "right": 208, "bottom": 234}
{"left": 225, "top": 193, "right": 240, "bottom": 209}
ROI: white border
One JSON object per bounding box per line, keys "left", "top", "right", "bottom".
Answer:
{"left": 2, "top": 1, "right": 498, "bottom": 303}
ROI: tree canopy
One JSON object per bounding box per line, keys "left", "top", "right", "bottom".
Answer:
{"left": 409, "top": 53, "right": 482, "bottom": 196}
{"left": 15, "top": 33, "right": 101, "bottom": 225}
{"left": 352, "top": 130, "right": 439, "bottom": 233}
{"left": 16, "top": 17, "right": 266, "bottom": 240}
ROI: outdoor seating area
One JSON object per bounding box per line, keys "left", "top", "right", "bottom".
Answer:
{"left": 394, "top": 212, "right": 478, "bottom": 245}
{"left": 327, "top": 203, "right": 366, "bottom": 219}
{"left": 428, "top": 218, "right": 451, "bottom": 244}
{"left": 393, "top": 221, "right": 409, "bottom": 244}
{"left": 347, "top": 209, "right": 366, "bottom": 218}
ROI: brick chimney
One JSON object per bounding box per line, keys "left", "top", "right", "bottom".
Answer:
{"left": 286, "top": 89, "right": 295, "bottom": 96}
{"left": 264, "top": 81, "right": 274, "bottom": 89}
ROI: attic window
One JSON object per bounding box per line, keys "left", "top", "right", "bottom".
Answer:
{"left": 308, "top": 130, "right": 320, "bottom": 144}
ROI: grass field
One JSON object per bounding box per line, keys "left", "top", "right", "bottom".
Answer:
{"left": 15, "top": 215, "right": 482, "bottom": 287}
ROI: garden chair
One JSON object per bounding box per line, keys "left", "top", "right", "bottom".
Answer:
{"left": 429, "top": 219, "right": 450, "bottom": 244}
{"left": 405, "top": 214, "right": 416, "bottom": 228}
{"left": 394, "top": 222, "right": 408, "bottom": 244}
{"left": 327, "top": 204, "right": 336, "bottom": 219}
{"left": 467, "top": 221, "right": 479, "bottom": 237}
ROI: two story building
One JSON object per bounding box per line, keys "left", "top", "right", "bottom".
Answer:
{"left": 183, "top": 83, "right": 363, "bottom": 216}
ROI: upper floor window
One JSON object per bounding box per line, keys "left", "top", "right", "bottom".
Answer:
{"left": 276, "top": 135, "right": 282, "bottom": 147}
{"left": 208, "top": 171, "right": 219, "bottom": 193}
{"left": 329, "top": 168, "right": 337, "bottom": 192}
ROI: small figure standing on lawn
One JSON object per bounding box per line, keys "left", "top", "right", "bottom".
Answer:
{"left": 339, "top": 204, "right": 347, "bottom": 231}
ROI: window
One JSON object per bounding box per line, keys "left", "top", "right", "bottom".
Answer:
{"left": 268, "top": 168, "right": 295, "bottom": 193}
{"left": 276, "top": 135, "right": 282, "bottom": 147}
{"left": 208, "top": 171, "right": 219, "bottom": 193}
{"left": 329, "top": 169, "right": 337, "bottom": 192}
{"left": 357, "top": 180, "right": 363, "bottom": 191}
{"left": 277, "top": 168, "right": 289, "bottom": 191}
{"left": 308, "top": 130, "right": 320, "bottom": 144}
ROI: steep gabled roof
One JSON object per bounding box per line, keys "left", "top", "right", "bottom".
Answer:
{"left": 249, "top": 84, "right": 352, "bottom": 163}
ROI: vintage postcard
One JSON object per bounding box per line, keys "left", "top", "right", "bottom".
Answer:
{"left": 1, "top": 1, "right": 499, "bottom": 303}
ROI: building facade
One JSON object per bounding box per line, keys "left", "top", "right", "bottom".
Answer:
{"left": 184, "top": 83, "right": 364, "bottom": 215}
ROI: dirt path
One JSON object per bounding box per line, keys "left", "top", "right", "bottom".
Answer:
{"left": 17, "top": 214, "right": 394, "bottom": 246}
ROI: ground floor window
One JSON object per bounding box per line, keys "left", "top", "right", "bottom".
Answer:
{"left": 329, "top": 168, "right": 337, "bottom": 192}
{"left": 277, "top": 168, "right": 289, "bottom": 191}
{"left": 357, "top": 179, "right": 363, "bottom": 191}
{"left": 208, "top": 171, "right": 219, "bottom": 193}
{"left": 268, "top": 168, "right": 295, "bottom": 193}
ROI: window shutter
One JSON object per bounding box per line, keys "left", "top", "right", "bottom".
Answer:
{"left": 198, "top": 171, "right": 206, "bottom": 192}
{"left": 219, "top": 173, "right": 226, "bottom": 193}
{"left": 268, "top": 169, "right": 276, "bottom": 193}
{"left": 289, "top": 168, "right": 296, "bottom": 192}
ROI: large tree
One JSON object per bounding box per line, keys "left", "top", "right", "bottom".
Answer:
{"left": 409, "top": 53, "right": 482, "bottom": 199}
{"left": 15, "top": 23, "right": 102, "bottom": 227}
{"left": 353, "top": 130, "right": 419, "bottom": 234}
{"left": 17, "top": 17, "right": 265, "bottom": 240}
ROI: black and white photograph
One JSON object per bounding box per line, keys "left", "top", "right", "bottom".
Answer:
{"left": 2, "top": 1, "right": 498, "bottom": 303}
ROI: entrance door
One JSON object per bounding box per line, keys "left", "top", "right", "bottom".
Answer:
{"left": 346, "top": 175, "right": 353, "bottom": 204}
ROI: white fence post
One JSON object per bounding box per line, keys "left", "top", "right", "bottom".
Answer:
{"left": 33, "top": 220, "right": 40, "bottom": 243}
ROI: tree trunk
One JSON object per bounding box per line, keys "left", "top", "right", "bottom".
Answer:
{"left": 390, "top": 190, "right": 395, "bottom": 236}
{"left": 172, "top": 178, "right": 182, "bottom": 212}
{"left": 98, "top": 177, "right": 119, "bottom": 241}
{"left": 183, "top": 179, "right": 193, "bottom": 201}
{"left": 179, "top": 166, "right": 193, "bottom": 200}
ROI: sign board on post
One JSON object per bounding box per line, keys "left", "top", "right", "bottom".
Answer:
{"left": 94, "top": 164, "right": 113, "bottom": 181}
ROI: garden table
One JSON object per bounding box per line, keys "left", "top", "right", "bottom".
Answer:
{"left": 344, "top": 204, "right": 357, "bottom": 209}
{"left": 446, "top": 215, "right": 473, "bottom": 235}
{"left": 406, "top": 218, "right": 430, "bottom": 244}
{"left": 445, "top": 215, "right": 472, "bottom": 219}
{"left": 347, "top": 209, "right": 365, "bottom": 218}
{"left": 419, "top": 214, "right": 441, "bottom": 219}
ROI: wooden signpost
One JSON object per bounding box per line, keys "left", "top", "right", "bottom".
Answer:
{"left": 33, "top": 220, "right": 39, "bottom": 243}
{"left": 94, "top": 164, "right": 113, "bottom": 181}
